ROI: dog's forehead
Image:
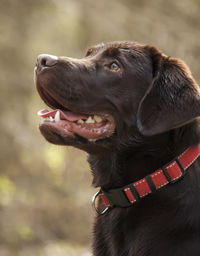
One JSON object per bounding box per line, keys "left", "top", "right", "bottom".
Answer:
{"left": 87, "top": 41, "right": 143, "bottom": 55}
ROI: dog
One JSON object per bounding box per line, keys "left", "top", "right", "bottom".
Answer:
{"left": 35, "top": 41, "right": 200, "bottom": 256}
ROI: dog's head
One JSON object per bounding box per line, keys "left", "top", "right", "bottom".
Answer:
{"left": 35, "top": 42, "right": 200, "bottom": 153}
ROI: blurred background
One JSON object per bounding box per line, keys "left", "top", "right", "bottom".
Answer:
{"left": 0, "top": 0, "right": 200, "bottom": 255}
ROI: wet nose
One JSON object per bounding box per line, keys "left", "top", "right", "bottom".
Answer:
{"left": 36, "top": 54, "right": 58, "bottom": 70}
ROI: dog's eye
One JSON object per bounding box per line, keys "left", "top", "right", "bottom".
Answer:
{"left": 110, "top": 62, "right": 120, "bottom": 71}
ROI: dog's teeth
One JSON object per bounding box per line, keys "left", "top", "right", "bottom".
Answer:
{"left": 55, "top": 111, "right": 60, "bottom": 122}
{"left": 86, "top": 116, "right": 95, "bottom": 123}
{"left": 43, "top": 117, "right": 50, "bottom": 121}
{"left": 77, "top": 119, "right": 84, "bottom": 124}
{"left": 49, "top": 116, "right": 54, "bottom": 122}
{"left": 89, "top": 138, "right": 97, "bottom": 142}
{"left": 94, "top": 115, "right": 102, "bottom": 123}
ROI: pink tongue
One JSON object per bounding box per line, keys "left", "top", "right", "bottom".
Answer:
{"left": 37, "top": 109, "right": 88, "bottom": 122}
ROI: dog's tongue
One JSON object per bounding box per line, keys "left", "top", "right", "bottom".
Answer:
{"left": 37, "top": 109, "right": 88, "bottom": 122}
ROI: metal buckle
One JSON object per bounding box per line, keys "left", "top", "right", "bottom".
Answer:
{"left": 92, "top": 190, "right": 111, "bottom": 215}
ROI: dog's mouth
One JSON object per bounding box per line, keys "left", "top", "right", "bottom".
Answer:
{"left": 38, "top": 109, "right": 115, "bottom": 141}
{"left": 37, "top": 88, "right": 115, "bottom": 142}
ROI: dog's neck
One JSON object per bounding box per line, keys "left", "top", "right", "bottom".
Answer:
{"left": 88, "top": 120, "right": 200, "bottom": 189}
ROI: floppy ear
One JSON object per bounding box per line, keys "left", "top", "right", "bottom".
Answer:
{"left": 137, "top": 46, "right": 200, "bottom": 136}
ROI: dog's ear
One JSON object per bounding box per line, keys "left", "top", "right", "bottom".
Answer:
{"left": 137, "top": 46, "right": 200, "bottom": 136}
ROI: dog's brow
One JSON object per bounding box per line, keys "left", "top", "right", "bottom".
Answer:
{"left": 86, "top": 48, "right": 94, "bottom": 56}
{"left": 102, "top": 47, "right": 121, "bottom": 57}
{"left": 121, "top": 48, "right": 131, "bottom": 53}
{"left": 86, "top": 44, "right": 105, "bottom": 56}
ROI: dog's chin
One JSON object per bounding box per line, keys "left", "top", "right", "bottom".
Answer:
{"left": 39, "top": 122, "right": 76, "bottom": 146}
{"left": 39, "top": 119, "right": 116, "bottom": 154}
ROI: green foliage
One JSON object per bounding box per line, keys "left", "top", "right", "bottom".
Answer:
{"left": 0, "top": 176, "right": 15, "bottom": 205}
{"left": 16, "top": 225, "right": 34, "bottom": 241}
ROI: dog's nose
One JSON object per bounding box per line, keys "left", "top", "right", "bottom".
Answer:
{"left": 36, "top": 54, "right": 58, "bottom": 71}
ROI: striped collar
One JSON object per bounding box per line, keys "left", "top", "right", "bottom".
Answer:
{"left": 92, "top": 144, "right": 200, "bottom": 215}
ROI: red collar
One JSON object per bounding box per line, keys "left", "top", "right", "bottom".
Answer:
{"left": 92, "top": 144, "right": 200, "bottom": 215}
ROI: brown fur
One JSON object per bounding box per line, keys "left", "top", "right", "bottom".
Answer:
{"left": 35, "top": 42, "right": 200, "bottom": 256}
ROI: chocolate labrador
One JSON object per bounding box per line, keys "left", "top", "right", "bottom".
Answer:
{"left": 35, "top": 41, "right": 200, "bottom": 256}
